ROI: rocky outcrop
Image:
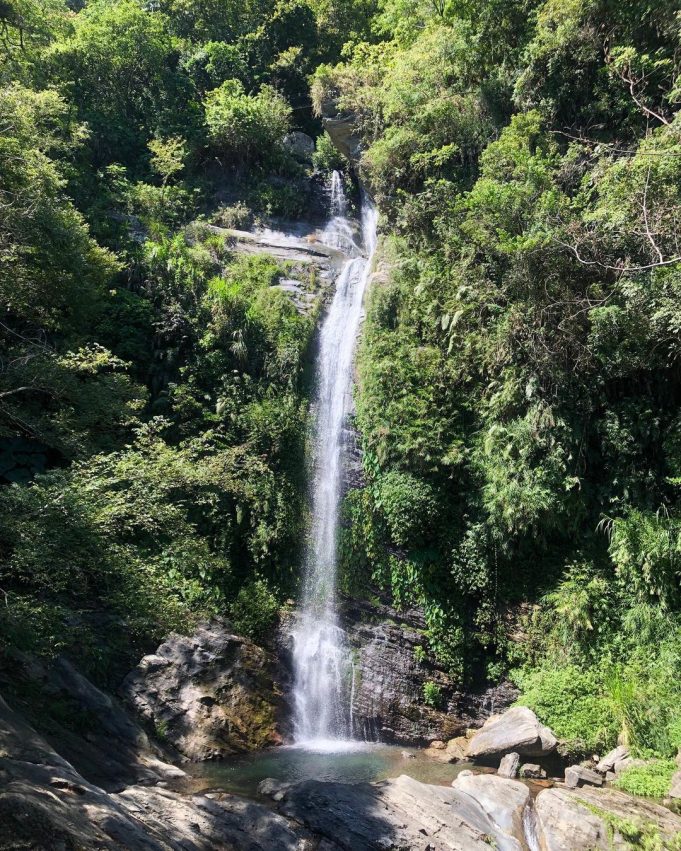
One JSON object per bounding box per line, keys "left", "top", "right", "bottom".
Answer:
{"left": 5, "top": 689, "right": 681, "bottom": 851}
{"left": 452, "top": 773, "right": 530, "bottom": 841}
{"left": 121, "top": 620, "right": 283, "bottom": 761}
{"left": 0, "top": 649, "right": 182, "bottom": 791}
{"left": 276, "top": 772, "right": 681, "bottom": 850}
{"left": 535, "top": 786, "right": 681, "bottom": 850}
{"left": 466, "top": 706, "right": 557, "bottom": 760}
{"left": 0, "top": 692, "right": 309, "bottom": 850}
{"left": 279, "top": 773, "right": 524, "bottom": 850}
{"left": 338, "top": 593, "right": 518, "bottom": 745}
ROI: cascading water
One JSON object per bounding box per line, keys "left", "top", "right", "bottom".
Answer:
{"left": 291, "top": 172, "right": 378, "bottom": 747}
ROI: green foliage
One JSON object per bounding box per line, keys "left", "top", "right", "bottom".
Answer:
{"left": 377, "top": 470, "right": 438, "bottom": 548}
{"left": 608, "top": 510, "right": 681, "bottom": 609}
{"left": 204, "top": 79, "right": 292, "bottom": 164}
{"left": 513, "top": 664, "right": 619, "bottom": 756}
{"left": 229, "top": 577, "right": 280, "bottom": 643}
{"left": 422, "top": 680, "right": 442, "bottom": 708}
{"left": 312, "top": 131, "right": 347, "bottom": 173}
{"left": 614, "top": 760, "right": 677, "bottom": 799}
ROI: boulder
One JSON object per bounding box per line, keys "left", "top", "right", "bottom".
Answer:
{"left": 279, "top": 773, "right": 524, "bottom": 850}
{"left": 520, "top": 763, "right": 547, "bottom": 780}
{"left": 536, "top": 785, "right": 681, "bottom": 850}
{"left": 121, "top": 619, "right": 282, "bottom": 760}
{"left": 452, "top": 773, "right": 530, "bottom": 841}
{"left": 564, "top": 765, "right": 604, "bottom": 789}
{"left": 425, "top": 735, "right": 468, "bottom": 763}
{"left": 282, "top": 131, "right": 315, "bottom": 162}
{"left": 258, "top": 777, "right": 293, "bottom": 802}
{"left": 466, "top": 706, "right": 557, "bottom": 760}
{"left": 596, "top": 745, "right": 629, "bottom": 774}
{"left": 535, "top": 788, "right": 610, "bottom": 850}
{"left": 498, "top": 752, "right": 520, "bottom": 779}
{"left": 669, "top": 769, "right": 681, "bottom": 800}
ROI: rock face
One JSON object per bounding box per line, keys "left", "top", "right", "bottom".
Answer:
{"left": 535, "top": 788, "right": 610, "bottom": 850}
{"left": 466, "top": 706, "right": 557, "bottom": 760}
{"left": 0, "top": 649, "right": 182, "bottom": 791}
{"left": 338, "top": 594, "right": 518, "bottom": 744}
{"left": 0, "top": 693, "right": 301, "bottom": 851}
{"left": 452, "top": 773, "right": 530, "bottom": 841}
{"left": 283, "top": 130, "right": 315, "bottom": 162}
{"left": 121, "top": 620, "right": 283, "bottom": 760}
{"left": 535, "top": 786, "right": 681, "bottom": 850}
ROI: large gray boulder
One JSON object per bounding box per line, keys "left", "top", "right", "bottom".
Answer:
{"left": 466, "top": 706, "right": 557, "bottom": 760}
{"left": 279, "top": 773, "right": 524, "bottom": 850}
{"left": 452, "top": 773, "right": 529, "bottom": 841}
{"left": 282, "top": 131, "right": 315, "bottom": 162}
{"left": 535, "top": 785, "right": 681, "bottom": 851}
{"left": 121, "top": 620, "right": 282, "bottom": 760}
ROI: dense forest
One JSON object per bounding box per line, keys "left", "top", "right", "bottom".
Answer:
{"left": 2, "top": 0, "right": 681, "bottom": 796}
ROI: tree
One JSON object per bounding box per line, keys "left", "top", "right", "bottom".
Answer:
{"left": 203, "top": 79, "right": 291, "bottom": 164}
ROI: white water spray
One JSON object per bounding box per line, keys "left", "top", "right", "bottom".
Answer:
{"left": 291, "top": 172, "right": 378, "bottom": 746}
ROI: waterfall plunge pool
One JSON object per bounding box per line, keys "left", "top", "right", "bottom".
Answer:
{"left": 188, "top": 743, "right": 477, "bottom": 800}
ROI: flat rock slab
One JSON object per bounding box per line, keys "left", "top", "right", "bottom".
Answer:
{"left": 564, "top": 765, "right": 603, "bottom": 788}
{"left": 535, "top": 786, "right": 681, "bottom": 851}
{"left": 119, "top": 786, "right": 305, "bottom": 851}
{"left": 279, "top": 773, "right": 523, "bottom": 850}
{"left": 466, "top": 706, "right": 557, "bottom": 760}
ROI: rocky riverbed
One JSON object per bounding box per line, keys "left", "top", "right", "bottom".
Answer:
{"left": 3, "top": 619, "right": 681, "bottom": 850}
{"left": 3, "top": 686, "right": 681, "bottom": 851}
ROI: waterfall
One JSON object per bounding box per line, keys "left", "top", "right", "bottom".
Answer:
{"left": 291, "top": 172, "right": 378, "bottom": 746}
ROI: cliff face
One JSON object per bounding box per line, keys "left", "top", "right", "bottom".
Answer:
{"left": 339, "top": 593, "right": 518, "bottom": 745}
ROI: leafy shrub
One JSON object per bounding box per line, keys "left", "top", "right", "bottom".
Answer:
{"left": 204, "top": 80, "right": 291, "bottom": 163}
{"left": 513, "top": 664, "right": 619, "bottom": 756}
{"left": 377, "top": 470, "right": 438, "bottom": 548}
{"left": 614, "top": 760, "right": 676, "bottom": 799}
{"left": 423, "top": 680, "right": 442, "bottom": 708}
{"left": 229, "top": 578, "right": 280, "bottom": 643}
{"left": 312, "top": 131, "right": 346, "bottom": 173}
